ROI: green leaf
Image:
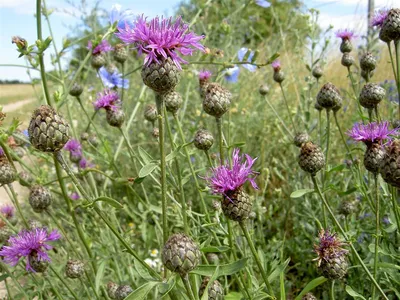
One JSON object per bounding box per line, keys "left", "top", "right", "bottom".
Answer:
{"left": 345, "top": 286, "right": 367, "bottom": 299}
{"left": 134, "top": 259, "right": 155, "bottom": 281}
{"left": 268, "top": 258, "right": 290, "bottom": 283}
{"left": 191, "top": 258, "right": 247, "bottom": 276}
{"left": 290, "top": 189, "right": 314, "bottom": 198}
{"left": 94, "top": 196, "right": 123, "bottom": 209}
{"left": 225, "top": 292, "right": 242, "bottom": 300}
{"left": 159, "top": 274, "right": 177, "bottom": 298}
{"left": 0, "top": 273, "right": 9, "bottom": 281}
{"left": 95, "top": 260, "right": 106, "bottom": 294}
{"left": 295, "top": 277, "right": 327, "bottom": 300}
{"left": 125, "top": 281, "right": 160, "bottom": 300}
{"left": 138, "top": 163, "right": 158, "bottom": 178}
{"left": 201, "top": 246, "right": 230, "bottom": 253}
{"left": 138, "top": 146, "right": 154, "bottom": 165}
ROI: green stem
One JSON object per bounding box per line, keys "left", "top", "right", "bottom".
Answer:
{"left": 155, "top": 94, "right": 168, "bottom": 245}
{"left": 50, "top": 265, "right": 79, "bottom": 300}
{"left": 329, "top": 280, "right": 335, "bottom": 300}
{"left": 372, "top": 174, "right": 380, "bottom": 300}
{"left": 279, "top": 83, "right": 296, "bottom": 131}
{"left": 165, "top": 110, "right": 188, "bottom": 233}
{"left": 387, "top": 42, "right": 398, "bottom": 82}
{"left": 6, "top": 184, "right": 29, "bottom": 227}
{"left": 333, "top": 112, "right": 353, "bottom": 161}
{"left": 239, "top": 221, "right": 275, "bottom": 297}
{"left": 395, "top": 40, "right": 400, "bottom": 120}
{"left": 264, "top": 95, "right": 293, "bottom": 138}
{"left": 36, "top": 0, "right": 52, "bottom": 106}
{"left": 204, "top": 150, "right": 213, "bottom": 168}
{"left": 181, "top": 275, "right": 196, "bottom": 300}
{"left": 121, "top": 62, "right": 125, "bottom": 102}
{"left": 390, "top": 186, "right": 400, "bottom": 232}
{"left": 310, "top": 176, "right": 388, "bottom": 299}
{"left": 216, "top": 117, "right": 224, "bottom": 164}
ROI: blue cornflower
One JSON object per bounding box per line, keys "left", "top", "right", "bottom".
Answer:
{"left": 110, "top": 4, "right": 136, "bottom": 30}
{"left": 255, "top": 0, "right": 271, "bottom": 8}
{"left": 237, "top": 48, "right": 257, "bottom": 72}
{"left": 98, "top": 67, "right": 129, "bottom": 89}
{"left": 224, "top": 66, "right": 240, "bottom": 83}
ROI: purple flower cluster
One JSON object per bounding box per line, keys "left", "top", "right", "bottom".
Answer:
{"left": 94, "top": 89, "right": 120, "bottom": 111}
{"left": 0, "top": 146, "right": 4, "bottom": 156}
{"left": 271, "top": 59, "right": 281, "bottom": 71}
{"left": 199, "top": 70, "right": 212, "bottom": 81}
{"left": 203, "top": 149, "right": 258, "bottom": 195}
{"left": 64, "top": 139, "right": 82, "bottom": 157}
{"left": 98, "top": 67, "right": 129, "bottom": 89}
{"left": 314, "top": 229, "right": 348, "bottom": 264}
{"left": 0, "top": 205, "right": 15, "bottom": 219}
{"left": 335, "top": 29, "right": 356, "bottom": 40}
{"left": 87, "top": 40, "right": 114, "bottom": 55}
{"left": 115, "top": 15, "right": 205, "bottom": 69}
{"left": 371, "top": 9, "right": 389, "bottom": 27}
{"left": 0, "top": 228, "right": 60, "bottom": 272}
{"left": 69, "top": 192, "right": 80, "bottom": 200}
{"left": 346, "top": 121, "right": 399, "bottom": 144}
{"left": 79, "top": 158, "right": 93, "bottom": 169}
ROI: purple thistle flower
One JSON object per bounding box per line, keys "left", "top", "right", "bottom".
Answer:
{"left": 237, "top": 48, "right": 257, "bottom": 72}
{"left": 0, "top": 228, "right": 60, "bottom": 272}
{"left": 69, "top": 192, "right": 80, "bottom": 201}
{"left": 199, "top": 70, "right": 212, "bottom": 81}
{"left": 271, "top": 59, "right": 281, "bottom": 71}
{"left": 371, "top": 9, "right": 389, "bottom": 27}
{"left": 0, "top": 146, "right": 4, "bottom": 156}
{"left": 224, "top": 66, "right": 240, "bottom": 83}
{"left": 314, "top": 229, "right": 348, "bottom": 266}
{"left": 255, "top": 0, "right": 271, "bottom": 8}
{"left": 0, "top": 205, "right": 14, "bottom": 219}
{"left": 335, "top": 29, "right": 357, "bottom": 40}
{"left": 203, "top": 148, "right": 258, "bottom": 196}
{"left": 115, "top": 15, "right": 205, "bottom": 69}
{"left": 346, "top": 121, "right": 399, "bottom": 144}
{"left": 64, "top": 139, "right": 82, "bottom": 156}
{"left": 94, "top": 89, "right": 120, "bottom": 111}
{"left": 87, "top": 40, "right": 114, "bottom": 55}
{"left": 79, "top": 158, "right": 93, "bottom": 169}
{"left": 98, "top": 66, "right": 129, "bottom": 89}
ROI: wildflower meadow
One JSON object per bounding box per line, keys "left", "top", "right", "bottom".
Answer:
{"left": 0, "top": 0, "right": 400, "bottom": 299}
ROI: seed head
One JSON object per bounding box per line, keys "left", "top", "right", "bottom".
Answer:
{"left": 259, "top": 84, "right": 270, "bottom": 96}
{"left": 164, "top": 91, "right": 183, "bottom": 114}
{"left": 203, "top": 83, "right": 232, "bottom": 118}
{"left": 298, "top": 141, "right": 325, "bottom": 175}
{"left": 380, "top": 139, "right": 400, "bottom": 188}
{"left": 312, "top": 66, "right": 323, "bottom": 79}
{"left": 381, "top": 8, "right": 400, "bottom": 41}
{"left": 65, "top": 259, "right": 85, "bottom": 279}
{"left": 69, "top": 83, "right": 83, "bottom": 97}
{"left": 115, "top": 285, "right": 133, "bottom": 300}
{"left": 194, "top": 129, "right": 214, "bottom": 151}
{"left": 199, "top": 277, "right": 224, "bottom": 300}
{"left": 317, "top": 82, "right": 342, "bottom": 110}
{"left": 29, "top": 185, "right": 52, "bottom": 213}
{"left": 106, "top": 108, "right": 125, "bottom": 128}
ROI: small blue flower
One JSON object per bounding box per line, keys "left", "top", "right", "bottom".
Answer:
{"left": 98, "top": 67, "right": 129, "bottom": 89}
{"left": 110, "top": 4, "right": 136, "bottom": 30}
{"left": 255, "top": 0, "right": 271, "bottom": 8}
{"left": 237, "top": 48, "right": 257, "bottom": 72}
{"left": 224, "top": 66, "right": 240, "bottom": 83}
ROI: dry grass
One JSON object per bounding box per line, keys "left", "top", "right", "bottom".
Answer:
{"left": 0, "top": 84, "right": 37, "bottom": 105}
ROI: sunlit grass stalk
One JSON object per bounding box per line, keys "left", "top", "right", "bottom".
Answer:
{"left": 395, "top": 40, "right": 400, "bottom": 119}
{"left": 263, "top": 95, "right": 293, "bottom": 138}
{"left": 279, "top": 83, "right": 296, "bottom": 131}
{"left": 310, "top": 175, "right": 388, "bottom": 299}
{"left": 5, "top": 184, "right": 29, "bottom": 227}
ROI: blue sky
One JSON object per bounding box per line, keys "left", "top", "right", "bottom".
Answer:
{"left": 0, "top": 0, "right": 397, "bottom": 81}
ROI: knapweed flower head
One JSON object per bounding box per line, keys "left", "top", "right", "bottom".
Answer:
{"left": 87, "top": 40, "right": 114, "bottom": 54}
{"left": 94, "top": 89, "right": 120, "bottom": 111}
{"left": 0, "top": 227, "right": 60, "bottom": 272}
{"left": 115, "top": 15, "right": 205, "bottom": 69}
{"left": 255, "top": 0, "right": 271, "bottom": 8}
{"left": 314, "top": 229, "right": 348, "bottom": 266}
{"left": 0, "top": 146, "right": 4, "bottom": 156}
{"left": 335, "top": 29, "right": 356, "bottom": 40}
{"left": 346, "top": 121, "right": 399, "bottom": 145}
{"left": 271, "top": 59, "right": 281, "bottom": 71}
{"left": 69, "top": 192, "right": 80, "bottom": 201}
{"left": 224, "top": 66, "right": 240, "bottom": 83}
{"left": 98, "top": 66, "right": 129, "bottom": 89}
{"left": 199, "top": 70, "right": 212, "bottom": 81}
{"left": 371, "top": 9, "right": 389, "bottom": 27}
{"left": 79, "top": 158, "right": 93, "bottom": 169}
{"left": 0, "top": 204, "right": 14, "bottom": 219}
{"left": 203, "top": 148, "right": 258, "bottom": 195}
{"left": 237, "top": 48, "right": 257, "bottom": 72}
{"left": 64, "top": 139, "right": 82, "bottom": 156}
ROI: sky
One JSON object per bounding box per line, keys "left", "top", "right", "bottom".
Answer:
{"left": 0, "top": 0, "right": 398, "bottom": 82}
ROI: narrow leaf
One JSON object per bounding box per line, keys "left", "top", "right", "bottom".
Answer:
{"left": 345, "top": 286, "right": 367, "bottom": 299}
{"left": 94, "top": 196, "right": 123, "bottom": 209}
{"left": 138, "top": 163, "right": 158, "bottom": 178}
{"left": 125, "top": 281, "right": 160, "bottom": 300}
{"left": 95, "top": 260, "right": 106, "bottom": 294}
{"left": 295, "top": 277, "right": 327, "bottom": 300}
{"left": 191, "top": 258, "right": 247, "bottom": 276}
{"left": 290, "top": 189, "right": 314, "bottom": 198}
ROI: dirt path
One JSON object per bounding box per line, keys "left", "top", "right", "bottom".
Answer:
{"left": 2, "top": 98, "right": 35, "bottom": 112}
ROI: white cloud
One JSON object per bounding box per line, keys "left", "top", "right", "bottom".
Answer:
{"left": 311, "top": 0, "right": 397, "bottom": 7}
